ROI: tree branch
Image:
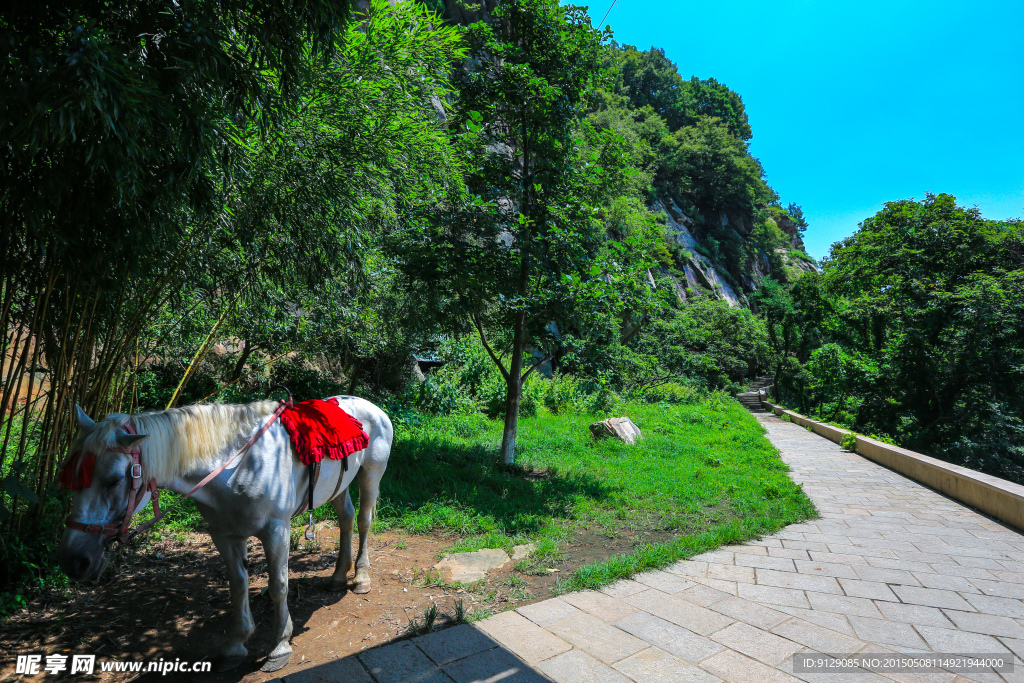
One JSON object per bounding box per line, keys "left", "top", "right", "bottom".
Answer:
{"left": 472, "top": 312, "right": 510, "bottom": 380}
{"left": 520, "top": 352, "right": 552, "bottom": 383}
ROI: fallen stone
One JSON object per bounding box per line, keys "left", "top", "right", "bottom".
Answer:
{"left": 589, "top": 417, "right": 643, "bottom": 444}
{"left": 512, "top": 543, "right": 536, "bottom": 561}
{"left": 434, "top": 548, "right": 510, "bottom": 583}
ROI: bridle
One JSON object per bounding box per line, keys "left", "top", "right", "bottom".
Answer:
{"left": 64, "top": 420, "right": 158, "bottom": 545}
{"left": 65, "top": 398, "right": 292, "bottom": 548}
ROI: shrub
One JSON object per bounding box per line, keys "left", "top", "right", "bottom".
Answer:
{"left": 634, "top": 382, "right": 701, "bottom": 405}
{"left": 582, "top": 376, "right": 620, "bottom": 415}
{"left": 413, "top": 376, "right": 477, "bottom": 415}
{"left": 479, "top": 371, "right": 543, "bottom": 419}
{"left": 542, "top": 373, "right": 587, "bottom": 414}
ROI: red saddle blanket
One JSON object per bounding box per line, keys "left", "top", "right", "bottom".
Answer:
{"left": 280, "top": 398, "right": 369, "bottom": 466}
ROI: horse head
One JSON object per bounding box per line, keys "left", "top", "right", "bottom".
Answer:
{"left": 57, "top": 405, "right": 148, "bottom": 581}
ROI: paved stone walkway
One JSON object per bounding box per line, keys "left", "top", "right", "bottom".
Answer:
{"left": 284, "top": 412, "right": 1024, "bottom": 683}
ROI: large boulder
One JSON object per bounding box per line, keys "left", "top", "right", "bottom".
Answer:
{"left": 590, "top": 417, "right": 643, "bottom": 445}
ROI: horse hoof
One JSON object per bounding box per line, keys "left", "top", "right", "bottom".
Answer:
{"left": 261, "top": 653, "right": 290, "bottom": 673}
{"left": 327, "top": 580, "right": 348, "bottom": 592}
{"left": 213, "top": 655, "right": 246, "bottom": 672}
{"left": 353, "top": 582, "right": 371, "bottom": 594}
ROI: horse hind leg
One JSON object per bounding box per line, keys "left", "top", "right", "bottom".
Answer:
{"left": 257, "top": 521, "right": 293, "bottom": 672}
{"left": 352, "top": 465, "right": 383, "bottom": 594}
{"left": 209, "top": 533, "right": 254, "bottom": 671}
{"left": 328, "top": 488, "right": 355, "bottom": 591}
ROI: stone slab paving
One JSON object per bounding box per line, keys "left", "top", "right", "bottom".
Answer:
{"left": 284, "top": 412, "right": 1024, "bottom": 683}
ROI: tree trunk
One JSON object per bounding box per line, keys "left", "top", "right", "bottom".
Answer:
{"left": 229, "top": 338, "right": 255, "bottom": 383}
{"left": 499, "top": 311, "right": 527, "bottom": 465}
{"left": 500, "top": 377, "right": 521, "bottom": 465}
{"left": 348, "top": 361, "right": 362, "bottom": 396}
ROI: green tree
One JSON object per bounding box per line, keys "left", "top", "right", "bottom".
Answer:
{"left": 619, "top": 295, "right": 768, "bottom": 391}
{"left": 401, "top": 0, "right": 658, "bottom": 464}
{"left": 820, "top": 194, "right": 1024, "bottom": 477}
{"left": 664, "top": 117, "right": 773, "bottom": 218}
{"left": 148, "top": 0, "right": 466, "bottom": 404}
{"left": 683, "top": 76, "right": 752, "bottom": 141}
{"left": 610, "top": 46, "right": 751, "bottom": 140}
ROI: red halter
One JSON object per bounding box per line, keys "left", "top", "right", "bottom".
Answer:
{"left": 64, "top": 400, "right": 290, "bottom": 546}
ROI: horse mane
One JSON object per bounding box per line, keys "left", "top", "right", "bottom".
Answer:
{"left": 85, "top": 400, "right": 279, "bottom": 482}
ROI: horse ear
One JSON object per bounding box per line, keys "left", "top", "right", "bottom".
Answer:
{"left": 115, "top": 432, "right": 148, "bottom": 449}
{"left": 76, "top": 405, "right": 96, "bottom": 432}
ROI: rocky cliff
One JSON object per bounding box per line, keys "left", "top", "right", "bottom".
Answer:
{"left": 432, "top": 0, "right": 817, "bottom": 308}
{"left": 656, "top": 197, "right": 816, "bottom": 307}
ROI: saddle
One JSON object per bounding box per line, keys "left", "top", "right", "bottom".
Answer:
{"left": 279, "top": 397, "right": 369, "bottom": 525}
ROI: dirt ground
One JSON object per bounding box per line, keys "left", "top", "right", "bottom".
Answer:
{"left": 0, "top": 523, "right": 649, "bottom": 682}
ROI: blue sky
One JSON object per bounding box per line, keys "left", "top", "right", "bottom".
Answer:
{"left": 592, "top": 0, "right": 1024, "bottom": 260}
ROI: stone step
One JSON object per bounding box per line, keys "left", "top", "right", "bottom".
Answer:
{"left": 735, "top": 393, "right": 764, "bottom": 408}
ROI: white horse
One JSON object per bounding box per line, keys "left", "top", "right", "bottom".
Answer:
{"left": 56, "top": 396, "right": 393, "bottom": 672}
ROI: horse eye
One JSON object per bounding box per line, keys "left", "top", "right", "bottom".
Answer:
{"left": 106, "top": 474, "right": 124, "bottom": 488}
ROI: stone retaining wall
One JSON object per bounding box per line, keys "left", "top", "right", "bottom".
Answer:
{"left": 760, "top": 399, "right": 1024, "bottom": 532}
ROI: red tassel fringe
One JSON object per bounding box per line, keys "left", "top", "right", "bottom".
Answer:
{"left": 279, "top": 397, "right": 370, "bottom": 466}
{"left": 58, "top": 450, "right": 96, "bottom": 490}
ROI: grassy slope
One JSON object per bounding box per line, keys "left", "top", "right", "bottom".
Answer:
{"left": 379, "top": 395, "right": 817, "bottom": 592}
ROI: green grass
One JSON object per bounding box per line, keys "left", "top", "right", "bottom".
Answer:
{"left": 377, "top": 393, "right": 816, "bottom": 592}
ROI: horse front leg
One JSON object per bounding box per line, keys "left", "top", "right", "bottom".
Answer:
{"left": 329, "top": 489, "right": 354, "bottom": 591}
{"left": 258, "top": 520, "right": 293, "bottom": 672}
{"left": 210, "top": 533, "right": 254, "bottom": 671}
{"left": 353, "top": 468, "right": 382, "bottom": 594}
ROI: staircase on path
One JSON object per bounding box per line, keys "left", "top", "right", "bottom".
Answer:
{"left": 735, "top": 375, "right": 772, "bottom": 410}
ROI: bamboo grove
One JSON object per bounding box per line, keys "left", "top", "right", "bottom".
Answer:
{"left": 0, "top": 0, "right": 465, "bottom": 537}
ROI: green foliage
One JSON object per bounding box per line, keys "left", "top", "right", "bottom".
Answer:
{"left": 2, "top": 0, "right": 354, "bottom": 289}
{"left": 1, "top": 431, "right": 71, "bottom": 616}
{"left": 132, "top": 0, "right": 467, "bottom": 403}
{"left": 542, "top": 374, "right": 589, "bottom": 414}
{"left": 752, "top": 210, "right": 792, "bottom": 280}
{"left": 610, "top": 46, "right": 752, "bottom": 140}
{"left": 766, "top": 194, "right": 1024, "bottom": 483}
{"left": 634, "top": 382, "right": 703, "bottom": 405}
{"left": 664, "top": 117, "right": 774, "bottom": 217}
{"left": 590, "top": 42, "right": 808, "bottom": 289}
{"left": 479, "top": 371, "right": 544, "bottom": 419}
{"left": 819, "top": 194, "right": 1024, "bottom": 479}
{"left": 616, "top": 294, "right": 769, "bottom": 392}
{"left": 408, "top": 337, "right": 629, "bottom": 419}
